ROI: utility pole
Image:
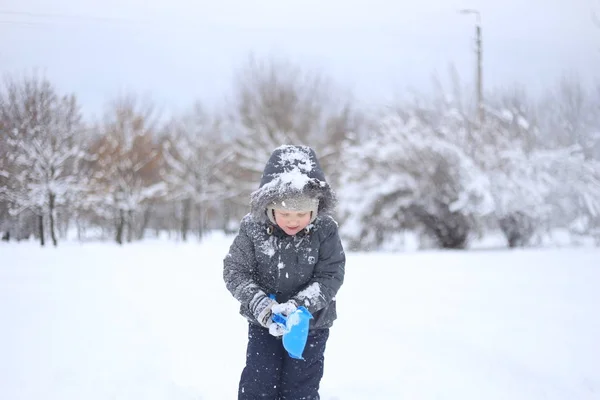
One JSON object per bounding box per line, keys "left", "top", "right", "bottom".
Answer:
{"left": 459, "top": 9, "right": 484, "bottom": 124}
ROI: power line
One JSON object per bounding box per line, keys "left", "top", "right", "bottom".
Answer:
{"left": 0, "top": 10, "right": 139, "bottom": 24}
{"left": 0, "top": 20, "right": 47, "bottom": 27}
{"left": 0, "top": 10, "right": 412, "bottom": 35}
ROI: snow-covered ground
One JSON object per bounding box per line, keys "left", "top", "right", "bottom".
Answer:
{"left": 1, "top": 234, "right": 599, "bottom": 399}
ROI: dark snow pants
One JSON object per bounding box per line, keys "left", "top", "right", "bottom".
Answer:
{"left": 238, "top": 322, "right": 330, "bottom": 400}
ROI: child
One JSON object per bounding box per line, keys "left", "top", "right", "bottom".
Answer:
{"left": 223, "top": 144, "right": 346, "bottom": 399}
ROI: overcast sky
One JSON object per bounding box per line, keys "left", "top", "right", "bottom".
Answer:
{"left": 2, "top": 0, "right": 599, "bottom": 120}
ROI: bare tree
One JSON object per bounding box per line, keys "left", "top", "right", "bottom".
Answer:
{"left": 538, "top": 76, "right": 595, "bottom": 153}
{"left": 87, "top": 95, "right": 163, "bottom": 244}
{"left": 223, "top": 54, "right": 360, "bottom": 216}
{"left": 160, "top": 102, "right": 237, "bottom": 240}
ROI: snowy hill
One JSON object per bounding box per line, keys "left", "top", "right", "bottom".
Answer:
{"left": 1, "top": 235, "right": 599, "bottom": 399}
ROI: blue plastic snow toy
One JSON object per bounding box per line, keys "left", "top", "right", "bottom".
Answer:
{"left": 269, "top": 295, "right": 313, "bottom": 360}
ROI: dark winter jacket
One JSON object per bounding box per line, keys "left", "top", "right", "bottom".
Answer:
{"left": 223, "top": 145, "right": 346, "bottom": 330}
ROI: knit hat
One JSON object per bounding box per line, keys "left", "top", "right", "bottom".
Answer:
{"left": 267, "top": 195, "right": 319, "bottom": 225}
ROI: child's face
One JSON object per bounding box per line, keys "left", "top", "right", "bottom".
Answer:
{"left": 273, "top": 209, "right": 312, "bottom": 236}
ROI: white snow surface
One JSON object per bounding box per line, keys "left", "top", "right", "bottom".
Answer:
{"left": 1, "top": 235, "right": 599, "bottom": 399}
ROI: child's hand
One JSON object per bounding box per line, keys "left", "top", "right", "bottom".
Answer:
{"left": 268, "top": 322, "right": 286, "bottom": 337}
{"left": 271, "top": 300, "right": 298, "bottom": 317}
{"left": 251, "top": 295, "right": 278, "bottom": 328}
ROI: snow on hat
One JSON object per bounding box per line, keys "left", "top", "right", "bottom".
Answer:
{"left": 267, "top": 195, "right": 319, "bottom": 225}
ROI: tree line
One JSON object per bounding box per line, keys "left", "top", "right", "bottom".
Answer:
{"left": 1, "top": 56, "right": 598, "bottom": 250}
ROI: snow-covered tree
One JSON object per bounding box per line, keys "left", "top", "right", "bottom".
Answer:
{"left": 535, "top": 78, "right": 600, "bottom": 238}
{"left": 0, "top": 122, "right": 8, "bottom": 239}
{"left": 0, "top": 74, "right": 84, "bottom": 246}
{"left": 160, "top": 102, "right": 238, "bottom": 240}
{"left": 87, "top": 95, "right": 163, "bottom": 245}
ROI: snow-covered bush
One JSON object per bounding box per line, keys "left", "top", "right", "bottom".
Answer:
{"left": 476, "top": 104, "right": 550, "bottom": 247}
{"left": 338, "top": 83, "right": 600, "bottom": 250}
{"left": 339, "top": 112, "right": 494, "bottom": 250}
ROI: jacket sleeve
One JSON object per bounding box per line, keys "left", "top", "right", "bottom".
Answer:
{"left": 223, "top": 217, "right": 266, "bottom": 309}
{"left": 291, "top": 216, "right": 346, "bottom": 315}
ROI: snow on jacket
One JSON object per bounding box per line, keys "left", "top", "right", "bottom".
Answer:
{"left": 223, "top": 145, "right": 346, "bottom": 330}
